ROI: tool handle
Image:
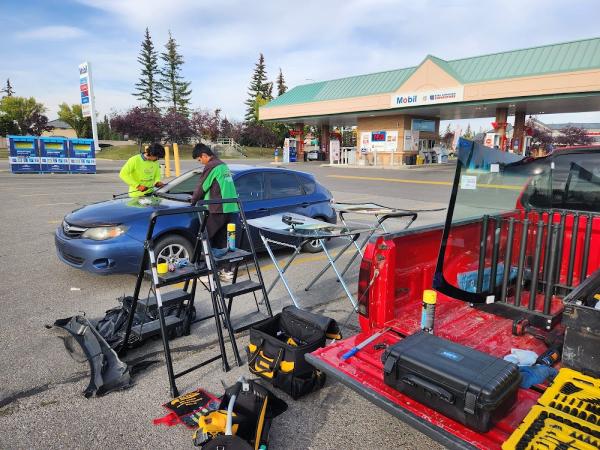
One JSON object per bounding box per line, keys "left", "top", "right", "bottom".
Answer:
{"left": 341, "top": 348, "right": 358, "bottom": 361}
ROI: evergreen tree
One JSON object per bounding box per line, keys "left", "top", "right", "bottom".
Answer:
{"left": 463, "top": 123, "right": 474, "bottom": 139}
{"left": 133, "top": 28, "right": 161, "bottom": 109}
{"left": 159, "top": 31, "right": 192, "bottom": 115}
{"left": 276, "top": 68, "right": 287, "bottom": 96}
{"left": 244, "top": 53, "right": 268, "bottom": 122}
{"left": 1, "top": 78, "right": 14, "bottom": 97}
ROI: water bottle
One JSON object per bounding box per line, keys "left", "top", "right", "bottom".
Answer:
{"left": 227, "top": 223, "right": 236, "bottom": 251}
{"left": 421, "top": 289, "right": 437, "bottom": 334}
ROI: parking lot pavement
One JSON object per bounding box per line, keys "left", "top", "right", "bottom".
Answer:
{"left": 0, "top": 160, "right": 448, "bottom": 449}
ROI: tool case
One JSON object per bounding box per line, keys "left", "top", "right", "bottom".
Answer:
{"left": 382, "top": 331, "right": 521, "bottom": 432}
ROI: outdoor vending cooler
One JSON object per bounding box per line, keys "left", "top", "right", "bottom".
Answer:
{"left": 40, "top": 137, "right": 69, "bottom": 173}
{"left": 68, "top": 138, "right": 96, "bottom": 174}
{"left": 8, "top": 135, "right": 41, "bottom": 173}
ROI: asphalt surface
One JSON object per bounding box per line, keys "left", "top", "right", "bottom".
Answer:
{"left": 0, "top": 158, "right": 453, "bottom": 449}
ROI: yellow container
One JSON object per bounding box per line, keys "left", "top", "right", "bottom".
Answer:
{"left": 416, "top": 155, "right": 425, "bottom": 165}
{"left": 157, "top": 262, "right": 169, "bottom": 274}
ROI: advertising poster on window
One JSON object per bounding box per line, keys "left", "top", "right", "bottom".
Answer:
{"left": 404, "top": 130, "right": 419, "bottom": 151}
{"left": 385, "top": 131, "right": 398, "bottom": 151}
{"left": 360, "top": 132, "right": 371, "bottom": 154}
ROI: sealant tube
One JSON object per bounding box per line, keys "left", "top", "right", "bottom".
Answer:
{"left": 421, "top": 289, "right": 437, "bottom": 334}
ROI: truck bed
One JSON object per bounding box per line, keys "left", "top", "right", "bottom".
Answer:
{"left": 308, "top": 294, "right": 550, "bottom": 450}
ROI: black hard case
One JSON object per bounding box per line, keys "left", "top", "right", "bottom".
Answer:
{"left": 382, "top": 331, "right": 521, "bottom": 432}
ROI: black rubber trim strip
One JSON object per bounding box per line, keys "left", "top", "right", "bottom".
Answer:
{"left": 305, "top": 353, "right": 477, "bottom": 450}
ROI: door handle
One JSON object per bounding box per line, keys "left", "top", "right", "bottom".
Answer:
{"left": 257, "top": 208, "right": 268, "bottom": 212}
{"left": 301, "top": 202, "right": 310, "bottom": 207}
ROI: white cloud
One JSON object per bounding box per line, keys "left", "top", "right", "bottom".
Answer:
{"left": 16, "top": 26, "right": 86, "bottom": 40}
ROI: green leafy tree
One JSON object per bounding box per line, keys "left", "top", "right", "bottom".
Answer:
{"left": 1, "top": 78, "right": 14, "bottom": 98}
{"left": 244, "top": 53, "right": 269, "bottom": 123}
{"left": 57, "top": 103, "right": 91, "bottom": 138}
{"left": 159, "top": 31, "right": 192, "bottom": 115}
{"left": 134, "top": 28, "right": 161, "bottom": 109}
{"left": 276, "top": 68, "right": 287, "bottom": 96}
{"left": 0, "top": 96, "right": 51, "bottom": 135}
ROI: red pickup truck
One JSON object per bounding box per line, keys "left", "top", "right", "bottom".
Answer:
{"left": 307, "top": 142, "right": 600, "bottom": 449}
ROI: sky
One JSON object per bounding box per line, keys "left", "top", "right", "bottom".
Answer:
{"left": 2, "top": 0, "right": 600, "bottom": 130}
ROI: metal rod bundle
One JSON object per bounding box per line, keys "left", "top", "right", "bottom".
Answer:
{"left": 500, "top": 218, "right": 516, "bottom": 303}
{"left": 543, "top": 224, "right": 560, "bottom": 315}
{"left": 514, "top": 219, "right": 529, "bottom": 307}
{"left": 566, "top": 213, "right": 580, "bottom": 286}
{"left": 477, "top": 215, "right": 489, "bottom": 293}
{"left": 581, "top": 213, "right": 593, "bottom": 282}
{"left": 528, "top": 220, "right": 545, "bottom": 311}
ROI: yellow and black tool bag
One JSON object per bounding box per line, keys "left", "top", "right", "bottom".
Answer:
{"left": 193, "top": 379, "right": 287, "bottom": 449}
{"left": 246, "top": 306, "right": 341, "bottom": 399}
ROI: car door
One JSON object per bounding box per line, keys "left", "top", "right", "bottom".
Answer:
{"left": 265, "top": 171, "right": 310, "bottom": 217}
{"left": 235, "top": 171, "right": 269, "bottom": 249}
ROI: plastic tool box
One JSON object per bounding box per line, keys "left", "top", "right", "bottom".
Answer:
{"left": 503, "top": 368, "right": 600, "bottom": 449}
{"left": 382, "top": 331, "right": 521, "bottom": 432}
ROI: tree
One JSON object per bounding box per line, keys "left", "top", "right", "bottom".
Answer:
{"left": 244, "top": 53, "right": 269, "bottom": 122}
{"left": 1, "top": 79, "right": 14, "bottom": 97}
{"left": 239, "top": 123, "right": 277, "bottom": 147}
{"left": 556, "top": 126, "right": 593, "bottom": 146}
{"left": 57, "top": 103, "right": 91, "bottom": 138}
{"left": 276, "top": 68, "right": 287, "bottom": 96}
{"left": 160, "top": 31, "right": 192, "bottom": 115}
{"left": 440, "top": 123, "right": 454, "bottom": 148}
{"left": 462, "top": 124, "right": 474, "bottom": 140}
{"left": 0, "top": 96, "right": 52, "bottom": 135}
{"left": 190, "top": 109, "right": 222, "bottom": 142}
{"left": 110, "top": 107, "right": 163, "bottom": 148}
{"left": 526, "top": 117, "right": 553, "bottom": 151}
{"left": 162, "top": 109, "right": 193, "bottom": 143}
{"left": 133, "top": 28, "right": 161, "bottom": 109}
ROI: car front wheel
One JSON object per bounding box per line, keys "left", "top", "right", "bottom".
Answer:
{"left": 155, "top": 235, "right": 193, "bottom": 265}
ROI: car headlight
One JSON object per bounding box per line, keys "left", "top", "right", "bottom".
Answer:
{"left": 81, "top": 225, "right": 129, "bottom": 240}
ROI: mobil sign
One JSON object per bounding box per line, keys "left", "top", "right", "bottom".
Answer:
{"left": 79, "top": 62, "right": 92, "bottom": 117}
{"left": 391, "top": 86, "right": 464, "bottom": 108}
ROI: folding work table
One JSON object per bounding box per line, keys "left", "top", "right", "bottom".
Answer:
{"left": 304, "top": 202, "right": 418, "bottom": 295}
{"left": 246, "top": 213, "right": 375, "bottom": 309}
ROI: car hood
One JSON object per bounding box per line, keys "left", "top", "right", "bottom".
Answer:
{"left": 64, "top": 195, "right": 187, "bottom": 227}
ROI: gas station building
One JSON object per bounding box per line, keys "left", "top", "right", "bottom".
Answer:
{"left": 260, "top": 37, "right": 600, "bottom": 166}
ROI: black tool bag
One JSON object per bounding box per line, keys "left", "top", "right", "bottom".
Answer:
{"left": 246, "top": 306, "right": 341, "bottom": 399}
{"left": 381, "top": 331, "right": 521, "bottom": 432}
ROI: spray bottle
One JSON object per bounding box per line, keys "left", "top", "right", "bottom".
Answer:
{"left": 421, "top": 290, "right": 437, "bottom": 334}
{"left": 227, "top": 223, "right": 236, "bottom": 251}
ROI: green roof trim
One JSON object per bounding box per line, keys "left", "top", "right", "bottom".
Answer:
{"left": 265, "top": 37, "right": 600, "bottom": 108}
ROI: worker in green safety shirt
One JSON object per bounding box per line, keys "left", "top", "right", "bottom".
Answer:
{"left": 119, "top": 143, "right": 166, "bottom": 197}
{"left": 190, "top": 143, "right": 239, "bottom": 281}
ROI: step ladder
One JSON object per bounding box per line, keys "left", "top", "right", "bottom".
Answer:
{"left": 119, "top": 199, "right": 272, "bottom": 397}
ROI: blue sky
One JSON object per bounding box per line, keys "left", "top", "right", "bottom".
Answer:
{"left": 2, "top": 0, "right": 600, "bottom": 129}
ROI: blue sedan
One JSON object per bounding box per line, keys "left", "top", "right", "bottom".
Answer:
{"left": 55, "top": 164, "right": 336, "bottom": 274}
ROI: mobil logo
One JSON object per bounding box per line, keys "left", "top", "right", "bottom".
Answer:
{"left": 396, "top": 95, "right": 417, "bottom": 105}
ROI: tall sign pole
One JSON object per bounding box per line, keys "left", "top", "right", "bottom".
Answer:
{"left": 79, "top": 61, "right": 99, "bottom": 151}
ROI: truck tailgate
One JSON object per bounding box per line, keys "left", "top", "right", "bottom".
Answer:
{"left": 307, "top": 327, "right": 541, "bottom": 450}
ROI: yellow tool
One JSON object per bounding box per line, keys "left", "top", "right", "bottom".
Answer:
{"left": 193, "top": 410, "right": 239, "bottom": 446}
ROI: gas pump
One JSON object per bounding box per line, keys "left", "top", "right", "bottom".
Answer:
{"left": 283, "top": 138, "right": 297, "bottom": 163}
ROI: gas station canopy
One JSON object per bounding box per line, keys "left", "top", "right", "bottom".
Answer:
{"left": 260, "top": 37, "right": 600, "bottom": 126}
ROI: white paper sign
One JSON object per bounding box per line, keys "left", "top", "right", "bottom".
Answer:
{"left": 460, "top": 175, "right": 477, "bottom": 190}
{"left": 490, "top": 164, "right": 500, "bottom": 173}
